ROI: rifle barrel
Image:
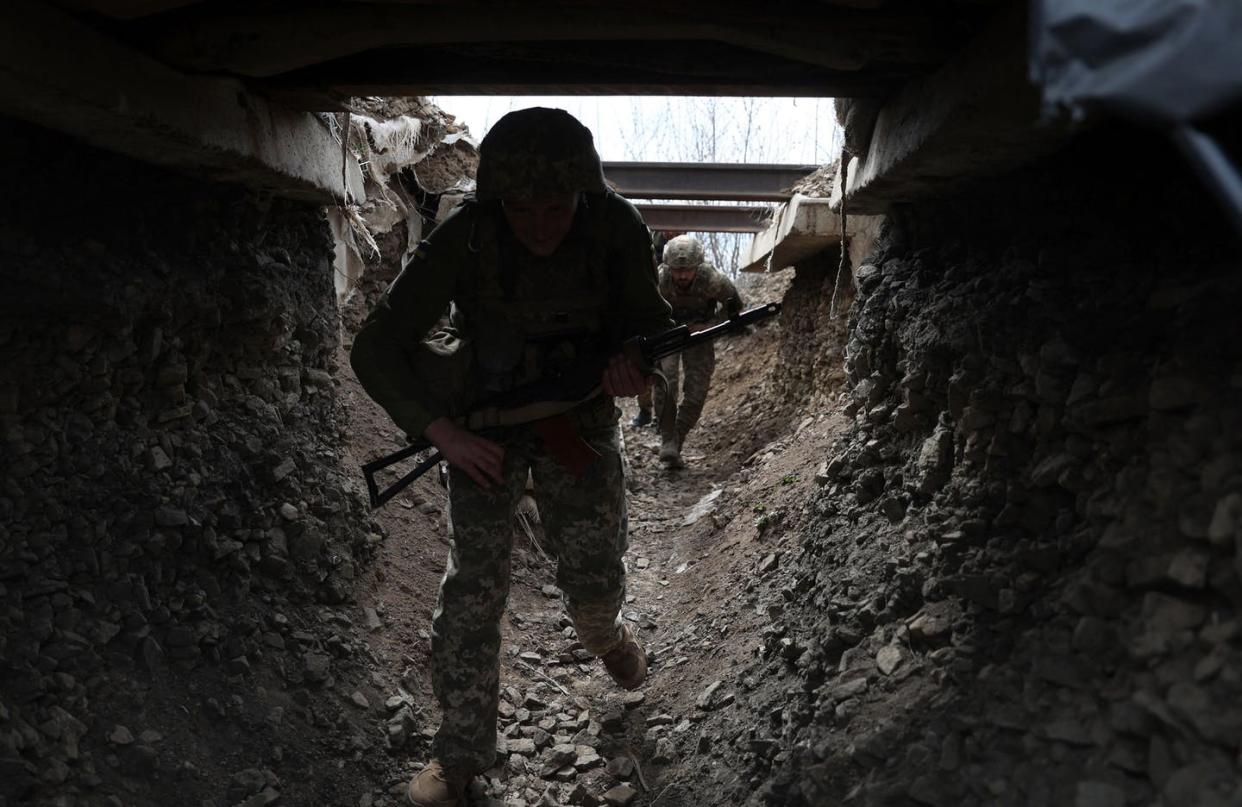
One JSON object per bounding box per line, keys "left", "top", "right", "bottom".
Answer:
{"left": 646, "top": 302, "right": 780, "bottom": 363}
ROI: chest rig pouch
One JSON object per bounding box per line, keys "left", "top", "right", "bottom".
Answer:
{"left": 460, "top": 196, "right": 617, "bottom": 396}
{"left": 662, "top": 273, "right": 716, "bottom": 323}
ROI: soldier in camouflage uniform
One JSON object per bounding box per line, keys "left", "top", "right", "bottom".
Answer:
{"left": 630, "top": 230, "right": 686, "bottom": 428}
{"left": 350, "top": 108, "right": 673, "bottom": 807}
{"left": 653, "top": 235, "right": 743, "bottom": 468}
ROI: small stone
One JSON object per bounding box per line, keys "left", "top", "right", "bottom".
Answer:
{"left": 621, "top": 692, "right": 645, "bottom": 709}
{"left": 303, "top": 652, "right": 331, "bottom": 684}
{"left": 510, "top": 738, "right": 537, "bottom": 756}
{"left": 272, "top": 458, "right": 297, "bottom": 482}
{"left": 574, "top": 749, "right": 603, "bottom": 771}
{"left": 1044, "top": 718, "right": 1092, "bottom": 746}
{"left": 1142, "top": 593, "right": 1206, "bottom": 637}
{"left": 602, "top": 784, "right": 639, "bottom": 806}
{"left": 1207, "top": 493, "right": 1241, "bottom": 546}
{"left": 908, "top": 613, "right": 952, "bottom": 645}
{"left": 109, "top": 725, "right": 134, "bottom": 746}
{"left": 825, "top": 677, "right": 869, "bottom": 703}
{"left": 1166, "top": 549, "right": 1209, "bottom": 589}
{"left": 1074, "top": 782, "right": 1124, "bottom": 807}
{"left": 350, "top": 691, "right": 369, "bottom": 710}
{"left": 148, "top": 446, "right": 173, "bottom": 471}
{"left": 696, "top": 680, "right": 724, "bottom": 710}
{"left": 605, "top": 756, "right": 634, "bottom": 778}
{"left": 546, "top": 744, "right": 577, "bottom": 767}
{"left": 876, "top": 645, "right": 904, "bottom": 676}
{"left": 278, "top": 503, "right": 299, "bottom": 521}
{"left": 153, "top": 507, "right": 189, "bottom": 527}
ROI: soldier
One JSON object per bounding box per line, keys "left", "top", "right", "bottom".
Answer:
{"left": 653, "top": 235, "right": 743, "bottom": 468}
{"left": 630, "top": 229, "right": 683, "bottom": 428}
{"left": 350, "top": 108, "right": 673, "bottom": 807}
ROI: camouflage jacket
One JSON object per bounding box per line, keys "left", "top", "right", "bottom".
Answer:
{"left": 657, "top": 262, "right": 743, "bottom": 325}
{"left": 351, "top": 191, "right": 673, "bottom": 439}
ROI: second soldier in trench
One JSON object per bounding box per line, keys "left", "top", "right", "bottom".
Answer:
{"left": 350, "top": 108, "right": 674, "bottom": 806}
{"left": 653, "top": 234, "right": 743, "bottom": 468}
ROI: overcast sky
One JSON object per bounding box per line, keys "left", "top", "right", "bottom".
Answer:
{"left": 430, "top": 95, "right": 842, "bottom": 165}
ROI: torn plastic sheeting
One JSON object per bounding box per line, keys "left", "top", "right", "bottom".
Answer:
{"left": 1031, "top": 0, "right": 1242, "bottom": 236}
{"left": 327, "top": 207, "right": 367, "bottom": 305}
{"left": 358, "top": 115, "right": 426, "bottom": 175}
{"left": 1030, "top": 0, "right": 1242, "bottom": 124}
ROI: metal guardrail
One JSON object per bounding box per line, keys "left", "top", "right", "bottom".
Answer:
{"left": 604, "top": 162, "right": 817, "bottom": 202}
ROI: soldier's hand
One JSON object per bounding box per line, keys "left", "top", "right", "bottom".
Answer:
{"left": 424, "top": 417, "right": 505, "bottom": 490}
{"left": 602, "top": 353, "right": 648, "bottom": 397}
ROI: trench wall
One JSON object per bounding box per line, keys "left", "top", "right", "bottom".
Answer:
{"left": 744, "top": 126, "right": 1242, "bottom": 806}
{"left": 0, "top": 120, "right": 372, "bottom": 805}
{"left": 773, "top": 249, "right": 853, "bottom": 410}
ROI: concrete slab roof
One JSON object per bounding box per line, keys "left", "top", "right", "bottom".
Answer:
{"left": 13, "top": 0, "right": 1065, "bottom": 216}
{"left": 740, "top": 194, "right": 848, "bottom": 273}
{"left": 50, "top": 0, "right": 1006, "bottom": 109}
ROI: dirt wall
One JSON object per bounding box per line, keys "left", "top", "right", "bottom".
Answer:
{"left": 0, "top": 121, "right": 377, "bottom": 806}
{"left": 773, "top": 250, "right": 853, "bottom": 411}
{"left": 742, "top": 127, "right": 1242, "bottom": 806}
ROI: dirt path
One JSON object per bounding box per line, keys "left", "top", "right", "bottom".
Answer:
{"left": 338, "top": 274, "right": 837, "bottom": 806}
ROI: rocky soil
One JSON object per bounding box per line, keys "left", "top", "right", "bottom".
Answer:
{"left": 344, "top": 130, "right": 1242, "bottom": 807}
{"left": 0, "top": 121, "right": 398, "bottom": 807}
{"left": 4, "top": 112, "right": 1240, "bottom": 807}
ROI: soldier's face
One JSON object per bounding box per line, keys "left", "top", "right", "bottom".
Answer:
{"left": 502, "top": 193, "right": 579, "bottom": 256}
{"left": 671, "top": 266, "right": 697, "bottom": 288}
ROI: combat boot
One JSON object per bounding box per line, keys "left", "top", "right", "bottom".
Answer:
{"left": 630, "top": 407, "right": 652, "bottom": 427}
{"left": 407, "top": 760, "right": 469, "bottom": 807}
{"left": 601, "top": 623, "right": 647, "bottom": 690}
{"left": 659, "top": 434, "right": 683, "bottom": 469}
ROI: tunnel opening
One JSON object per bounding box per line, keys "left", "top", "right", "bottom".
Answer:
{"left": 3, "top": 3, "right": 1242, "bottom": 807}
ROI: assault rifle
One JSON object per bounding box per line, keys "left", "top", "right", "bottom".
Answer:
{"left": 362, "top": 302, "right": 782, "bottom": 508}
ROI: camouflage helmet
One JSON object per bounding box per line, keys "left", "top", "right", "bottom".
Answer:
{"left": 476, "top": 108, "right": 607, "bottom": 201}
{"left": 663, "top": 235, "right": 706, "bottom": 269}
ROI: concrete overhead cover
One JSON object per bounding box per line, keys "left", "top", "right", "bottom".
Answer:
{"left": 740, "top": 194, "right": 882, "bottom": 273}
{"left": 0, "top": 0, "right": 364, "bottom": 204}
{"left": 831, "top": 5, "right": 1071, "bottom": 215}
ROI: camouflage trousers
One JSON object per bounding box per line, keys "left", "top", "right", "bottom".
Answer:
{"left": 653, "top": 341, "right": 716, "bottom": 444}
{"left": 430, "top": 403, "right": 629, "bottom": 774}
{"left": 636, "top": 384, "right": 653, "bottom": 411}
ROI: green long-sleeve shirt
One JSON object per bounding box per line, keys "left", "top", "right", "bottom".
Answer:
{"left": 350, "top": 191, "right": 673, "bottom": 439}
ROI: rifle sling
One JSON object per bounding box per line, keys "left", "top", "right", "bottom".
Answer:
{"left": 462, "top": 386, "right": 603, "bottom": 430}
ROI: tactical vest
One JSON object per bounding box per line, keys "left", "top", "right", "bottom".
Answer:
{"left": 660, "top": 266, "right": 717, "bottom": 323}
{"left": 454, "top": 194, "right": 619, "bottom": 396}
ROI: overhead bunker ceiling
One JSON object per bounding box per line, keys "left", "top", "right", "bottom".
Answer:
{"left": 52, "top": 0, "right": 1003, "bottom": 109}
{"left": 11, "top": 0, "right": 1052, "bottom": 213}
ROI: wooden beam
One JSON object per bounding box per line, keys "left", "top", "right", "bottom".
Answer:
{"left": 258, "top": 42, "right": 908, "bottom": 106}
{"left": 143, "top": 4, "right": 880, "bottom": 76}
{"left": 57, "top": 0, "right": 206, "bottom": 19}
{"left": 0, "top": 0, "right": 364, "bottom": 204}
